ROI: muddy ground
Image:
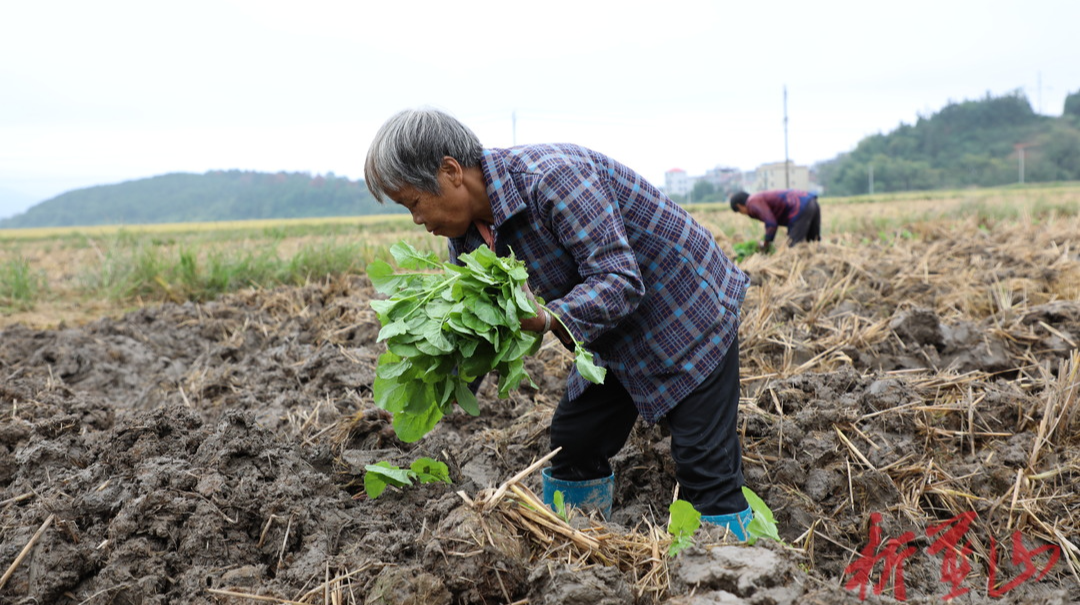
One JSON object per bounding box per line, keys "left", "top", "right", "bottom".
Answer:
{"left": 2, "top": 218, "right": 1080, "bottom": 604}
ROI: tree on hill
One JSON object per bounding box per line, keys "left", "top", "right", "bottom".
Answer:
{"left": 0, "top": 171, "right": 404, "bottom": 229}
{"left": 816, "top": 89, "right": 1080, "bottom": 195}
{"left": 1064, "top": 89, "right": 1080, "bottom": 122}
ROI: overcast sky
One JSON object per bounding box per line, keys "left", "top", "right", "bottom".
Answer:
{"left": 2, "top": 0, "right": 1076, "bottom": 220}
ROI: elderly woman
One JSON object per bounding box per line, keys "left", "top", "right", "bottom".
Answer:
{"left": 364, "top": 107, "right": 754, "bottom": 538}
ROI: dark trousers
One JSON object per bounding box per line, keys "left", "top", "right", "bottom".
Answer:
{"left": 788, "top": 197, "right": 821, "bottom": 245}
{"left": 548, "top": 340, "right": 747, "bottom": 515}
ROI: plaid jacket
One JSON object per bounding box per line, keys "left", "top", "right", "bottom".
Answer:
{"left": 449, "top": 144, "right": 747, "bottom": 423}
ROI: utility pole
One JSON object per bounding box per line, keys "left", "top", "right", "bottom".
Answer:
{"left": 869, "top": 164, "right": 874, "bottom": 195}
{"left": 1038, "top": 71, "right": 1042, "bottom": 114}
{"left": 1019, "top": 147, "right": 1025, "bottom": 184}
{"left": 1015, "top": 142, "right": 1036, "bottom": 184}
{"left": 783, "top": 85, "right": 790, "bottom": 188}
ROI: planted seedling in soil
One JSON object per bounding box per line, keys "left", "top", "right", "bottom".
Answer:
{"left": 363, "top": 457, "right": 451, "bottom": 499}
{"left": 742, "top": 486, "right": 781, "bottom": 545}
{"left": 667, "top": 499, "right": 702, "bottom": 557}
{"left": 367, "top": 241, "right": 605, "bottom": 442}
{"left": 553, "top": 490, "right": 569, "bottom": 521}
{"left": 667, "top": 488, "right": 780, "bottom": 555}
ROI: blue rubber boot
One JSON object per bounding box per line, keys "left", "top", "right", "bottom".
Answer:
{"left": 701, "top": 506, "right": 754, "bottom": 541}
{"left": 541, "top": 468, "right": 614, "bottom": 520}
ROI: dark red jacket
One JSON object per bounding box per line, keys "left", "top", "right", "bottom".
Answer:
{"left": 746, "top": 190, "right": 817, "bottom": 243}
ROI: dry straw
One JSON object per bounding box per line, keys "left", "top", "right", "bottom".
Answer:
{"left": 731, "top": 212, "right": 1080, "bottom": 588}
{"left": 462, "top": 449, "right": 678, "bottom": 603}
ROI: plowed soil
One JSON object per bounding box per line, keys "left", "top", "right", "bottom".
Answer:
{"left": 2, "top": 213, "right": 1079, "bottom": 604}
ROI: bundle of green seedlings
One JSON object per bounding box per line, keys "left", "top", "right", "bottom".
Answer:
{"left": 732, "top": 240, "right": 762, "bottom": 263}
{"left": 366, "top": 241, "right": 606, "bottom": 444}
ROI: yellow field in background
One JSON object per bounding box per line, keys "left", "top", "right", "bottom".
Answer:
{"left": 2, "top": 182, "right": 1076, "bottom": 243}
{"left": 0, "top": 213, "right": 416, "bottom": 240}
{"left": 2, "top": 183, "right": 1078, "bottom": 329}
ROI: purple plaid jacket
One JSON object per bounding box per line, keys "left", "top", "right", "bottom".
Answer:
{"left": 449, "top": 144, "right": 748, "bottom": 423}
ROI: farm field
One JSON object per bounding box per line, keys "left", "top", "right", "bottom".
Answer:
{"left": 2, "top": 185, "right": 1079, "bottom": 604}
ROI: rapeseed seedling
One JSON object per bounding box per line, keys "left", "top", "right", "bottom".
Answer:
{"left": 367, "top": 241, "right": 605, "bottom": 443}
{"left": 363, "top": 457, "right": 451, "bottom": 499}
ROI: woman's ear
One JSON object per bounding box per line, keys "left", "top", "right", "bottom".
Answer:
{"left": 440, "top": 156, "right": 464, "bottom": 186}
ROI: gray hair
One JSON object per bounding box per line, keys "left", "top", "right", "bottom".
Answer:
{"left": 364, "top": 107, "right": 484, "bottom": 203}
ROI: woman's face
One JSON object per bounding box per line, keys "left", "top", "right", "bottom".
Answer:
{"left": 389, "top": 164, "right": 474, "bottom": 238}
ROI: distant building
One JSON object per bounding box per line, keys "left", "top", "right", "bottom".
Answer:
{"left": 753, "top": 161, "right": 810, "bottom": 192}
{"left": 665, "top": 162, "right": 818, "bottom": 199}
{"left": 664, "top": 168, "right": 694, "bottom": 196}
{"left": 703, "top": 166, "right": 743, "bottom": 190}
{"left": 666, "top": 165, "right": 745, "bottom": 197}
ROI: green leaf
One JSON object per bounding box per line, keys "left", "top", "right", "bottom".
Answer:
{"left": 502, "top": 294, "right": 520, "bottom": 326}
{"left": 435, "top": 377, "right": 455, "bottom": 407}
{"left": 468, "top": 244, "right": 498, "bottom": 268}
{"left": 376, "top": 320, "right": 410, "bottom": 343}
{"left": 375, "top": 357, "right": 412, "bottom": 380}
{"left": 363, "top": 472, "right": 389, "bottom": 499}
{"left": 410, "top": 458, "right": 451, "bottom": 484}
{"left": 403, "top": 381, "right": 435, "bottom": 415}
{"left": 448, "top": 264, "right": 495, "bottom": 285}
{"left": 553, "top": 490, "right": 568, "bottom": 521}
{"left": 457, "top": 337, "right": 480, "bottom": 358}
{"left": 472, "top": 299, "right": 504, "bottom": 326}
{"left": 667, "top": 500, "right": 702, "bottom": 557}
{"left": 507, "top": 265, "right": 529, "bottom": 282}
{"left": 389, "top": 241, "right": 440, "bottom": 269}
{"left": 745, "top": 515, "right": 780, "bottom": 546}
{"left": 365, "top": 458, "right": 451, "bottom": 500}
{"left": 460, "top": 344, "right": 497, "bottom": 376}
{"left": 513, "top": 287, "right": 535, "bottom": 314}
{"left": 574, "top": 347, "right": 607, "bottom": 384}
{"left": 373, "top": 365, "right": 414, "bottom": 413}
{"left": 366, "top": 461, "right": 415, "bottom": 486}
{"left": 454, "top": 379, "right": 480, "bottom": 416}
{"left": 668, "top": 499, "right": 702, "bottom": 536}
{"left": 496, "top": 356, "right": 536, "bottom": 397}
{"left": 369, "top": 297, "right": 403, "bottom": 318}
{"left": 742, "top": 486, "right": 776, "bottom": 523}
{"left": 741, "top": 486, "right": 780, "bottom": 546}
{"left": 505, "top": 332, "right": 539, "bottom": 361}
{"left": 386, "top": 340, "right": 423, "bottom": 358}
{"left": 366, "top": 260, "right": 403, "bottom": 293}
{"left": 424, "top": 299, "right": 454, "bottom": 320}
{"left": 363, "top": 461, "right": 415, "bottom": 499}
{"left": 421, "top": 321, "right": 454, "bottom": 353}
{"left": 392, "top": 405, "right": 444, "bottom": 443}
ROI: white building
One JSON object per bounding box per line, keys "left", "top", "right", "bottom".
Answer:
{"left": 703, "top": 166, "right": 744, "bottom": 190}
{"left": 753, "top": 161, "right": 810, "bottom": 192}
{"left": 664, "top": 168, "right": 695, "bottom": 196}
{"left": 666, "top": 162, "right": 816, "bottom": 198}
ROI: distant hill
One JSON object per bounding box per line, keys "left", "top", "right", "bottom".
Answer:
{"left": 0, "top": 170, "right": 404, "bottom": 229}
{"left": 816, "top": 88, "right": 1080, "bottom": 196}
{"left": 0, "top": 186, "right": 40, "bottom": 222}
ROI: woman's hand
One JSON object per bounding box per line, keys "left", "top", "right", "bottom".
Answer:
{"left": 520, "top": 306, "right": 550, "bottom": 333}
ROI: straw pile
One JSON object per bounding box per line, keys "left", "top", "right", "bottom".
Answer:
{"left": 460, "top": 449, "right": 681, "bottom": 603}
{"left": 726, "top": 212, "right": 1080, "bottom": 588}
